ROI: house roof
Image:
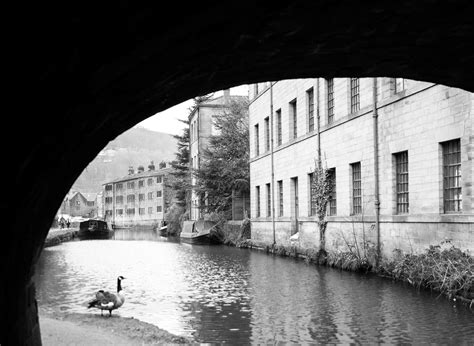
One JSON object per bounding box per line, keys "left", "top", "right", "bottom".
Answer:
{"left": 188, "top": 95, "right": 248, "bottom": 120}
{"left": 64, "top": 190, "right": 97, "bottom": 202}
{"left": 103, "top": 166, "right": 172, "bottom": 185}
{"left": 82, "top": 193, "right": 97, "bottom": 201}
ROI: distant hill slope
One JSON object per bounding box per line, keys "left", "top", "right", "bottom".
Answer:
{"left": 71, "top": 127, "right": 177, "bottom": 193}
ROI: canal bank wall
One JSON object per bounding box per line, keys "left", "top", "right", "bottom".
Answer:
{"left": 220, "top": 220, "right": 473, "bottom": 307}
{"left": 44, "top": 228, "right": 78, "bottom": 248}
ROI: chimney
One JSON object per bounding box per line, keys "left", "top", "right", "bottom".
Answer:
{"left": 128, "top": 166, "right": 134, "bottom": 175}
{"left": 137, "top": 165, "right": 144, "bottom": 173}
{"left": 148, "top": 160, "right": 155, "bottom": 171}
{"left": 223, "top": 88, "right": 230, "bottom": 105}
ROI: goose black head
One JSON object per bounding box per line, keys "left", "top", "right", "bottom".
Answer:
{"left": 117, "top": 276, "right": 126, "bottom": 293}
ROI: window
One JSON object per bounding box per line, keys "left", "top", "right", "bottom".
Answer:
{"left": 116, "top": 195, "right": 123, "bottom": 204}
{"left": 309, "top": 173, "right": 316, "bottom": 216}
{"left": 351, "top": 162, "right": 362, "bottom": 215}
{"left": 127, "top": 194, "right": 135, "bottom": 203}
{"left": 105, "top": 197, "right": 113, "bottom": 204}
{"left": 157, "top": 206, "right": 162, "bottom": 213}
{"left": 105, "top": 210, "right": 113, "bottom": 216}
{"left": 116, "top": 183, "right": 123, "bottom": 190}
{"left": 254, "top": 124, "right": 260, "bottom": 156}
{"left": 264, "top": 117, "right": 270, "bottom": 152}
{"left": 278, "top": 180, "right": 283, "bottom": 216}
{"left": 290, "top": 99, "right": 297, "bottom": 139}
{"left": 256, "top": 186, "right": 261, "bottom": 217}
{"left": 148, "top": 192, "right": 153, "bottom": 200}
{"left": 139, "top": 180, "right": 144, "bottom": 188}
{"left": 254, "top": 84, "right": 259, "bottom": 96}
{"left": 105, "top": 185, "right": 113, "bottom": 191}
{"left": 157, "top": 190, "right": 162, "bottom": 198}
{"left": 328, "top": 168, "right": 336, "bottom": 216}
{"left": 139, "top": 193, "right": 145, "bottom": 201}
{"left": 442, "top": 139, "right": 462, "bottom": 213}
{"left": 327, "top": 78, "right": 334, "bottom": 124}
{"left": 350, "top": 78, "right": 360, "bottom": 113}
{"left": 127, "top": 181, "right": 135, "bottom": 189}
{"left": 291, "top": 177, "right": 299, "bottom": 222}
{"left": 395, "top": 151, "right": 409, "bottom": 214}
{"left": 116, "top": 209, "right": 123, "bottom": 215}
{"left": 307, "top": 88, "right": 314, "bottom": 132}
{"left": 276, "top": 109, "right": 282, "bottom": 146}
{"left": 266, "top": 183, "right": 271, "bottom": 216}
{"left": 147, "top": 178, "right": 153, "bottom": 186}
{"left": 395, "top": 78, "right": 405, "bottom": 93}
{"left": 156, "top": 175, "right": 163, "bottom": 184}
{"left": 139, "top": 208, "right": 145, "bottom": 215}
{"left": 126, "top": 208, "right": 135, "bottom": 215}
{"left": 148, "top": 207, "right": 153, "bottom": 214}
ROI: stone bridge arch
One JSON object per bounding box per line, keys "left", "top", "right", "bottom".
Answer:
{"left": 2, "top": 1, "right": 474, "bottom": 344}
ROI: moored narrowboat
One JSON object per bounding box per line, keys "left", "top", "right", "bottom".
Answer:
{"left": 78, "top": 219, "right": 114, "bottom": 240}
{"left": 180, "top": 220, "right": 221, "bottom": 245}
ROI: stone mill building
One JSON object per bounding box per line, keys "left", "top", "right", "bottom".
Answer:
{"left": 248, "top": 78, "right": 473, "bottom": 257}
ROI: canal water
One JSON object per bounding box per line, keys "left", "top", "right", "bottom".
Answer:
{"left": 34, "top": 230, "right": 473, "bottom": 344}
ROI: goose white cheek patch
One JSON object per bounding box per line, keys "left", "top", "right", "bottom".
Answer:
{"left": 101, "top": 302, "right": 114, "bottom": 309}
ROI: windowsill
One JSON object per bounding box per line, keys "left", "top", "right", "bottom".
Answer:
{"left": 251, "top": 214, "right": 474, "bottom": 223}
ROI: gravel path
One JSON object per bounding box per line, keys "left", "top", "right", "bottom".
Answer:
{"left": 39, "top": 311, "right": 192, "bottom": 345}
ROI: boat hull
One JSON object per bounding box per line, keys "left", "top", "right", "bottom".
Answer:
{"left": 78, "top": 219, "right": 114, "bottom": 240}
{"left": 180, "top": 220, "right": 222, "bottom": 245}
{"left": 180, "top": 232, "right": 221, "bottom": 245}
{"left": 77, "top": 231, "right": 114, "bottom": 240}
{"left": 159, "top": 226, "right": 168, "bottom": 236}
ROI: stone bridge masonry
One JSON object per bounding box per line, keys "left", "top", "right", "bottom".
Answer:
{"left": 2, "top": 1, "right": 474, "bottom": 344}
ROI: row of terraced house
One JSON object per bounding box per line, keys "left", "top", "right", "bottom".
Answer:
{"left": 103, "top": 161, "right": 173, "bottom": 229}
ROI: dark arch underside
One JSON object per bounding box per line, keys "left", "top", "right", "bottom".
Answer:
{"left": 2, "top": 1, "right": 474, "bottom": 344}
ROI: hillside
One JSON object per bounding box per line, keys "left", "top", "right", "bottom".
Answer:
{"left": 71, "top": 127, "right": 177, "bottom": 193}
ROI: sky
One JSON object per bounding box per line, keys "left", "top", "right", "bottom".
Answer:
{"left": 136, "top": 84, "right": 249, "bottom": 135}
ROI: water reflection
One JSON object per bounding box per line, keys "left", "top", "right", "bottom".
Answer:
{"left": 35, "top": 232, "right": 473, "bottom": 344}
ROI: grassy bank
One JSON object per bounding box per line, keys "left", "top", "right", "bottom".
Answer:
{"left": 222, "top": 226, "right": 473, "bottom": 306}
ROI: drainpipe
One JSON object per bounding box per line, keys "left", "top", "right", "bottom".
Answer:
{"left": 316, "top": 79, "right": 321, "bottom": 164}
{"left": 270, "top": 82, "right": 276, "bottom": 246}
{"left": 195, "top": 109, "right": 200, "bottom": 220}
{"left": 372, "top": 78, "right": 381, "bottom": 266}
{"left": 112, "top": 183, "right": 115, "bottom": 227}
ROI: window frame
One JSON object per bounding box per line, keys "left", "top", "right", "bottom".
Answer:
{"left": 395, "top": 151, "right": 409, "bottom": 214}
{"left": 442, "top": 139, "right": 462, "bottom": 213}
{"left": 350, "top": 78, "right": 360, "bottom": 114}
{"left": 276, "top": 109, "right": 282, "bottom": 146}
{"left": 289, "top": 99, "right": 297, "bottom": 139}
{"left": 351, "top": 162, "right": 362, "bottom": 215}
{"left": 327, "top": 78, "right": 334, "bottom": 124}
{"left": 307, "top": 87, "right": 314, "bottom": 132}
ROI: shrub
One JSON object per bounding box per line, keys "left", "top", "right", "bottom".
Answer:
{"left": 382, "top": 244, "right": 473, "bottom": 300}
{"left": 164, "top": 204, "right": 185, "bottom": 236}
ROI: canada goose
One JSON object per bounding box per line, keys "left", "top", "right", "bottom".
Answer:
{"left": 87, "top": 276, "right": 126, "bottom": 317}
